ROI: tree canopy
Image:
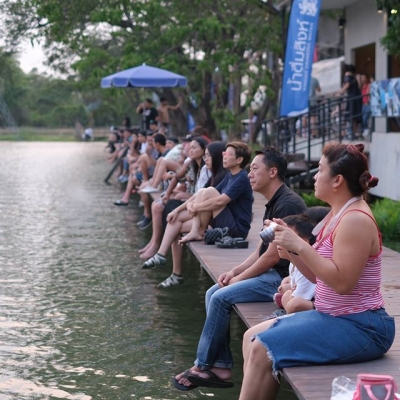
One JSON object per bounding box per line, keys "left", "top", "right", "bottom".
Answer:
{"left": 0, "top": 0, "right": 284, "bottom": 139}
{"left": 380, "top": 0, "right": 400, "bottom": 58}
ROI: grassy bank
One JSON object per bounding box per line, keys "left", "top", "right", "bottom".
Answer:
{"left": 0, "top": 127, "right": 108, "bottom": 141}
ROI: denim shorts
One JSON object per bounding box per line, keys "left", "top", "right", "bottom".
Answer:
{"left": 255, "top": 308, "right": 395, "bottom": 377}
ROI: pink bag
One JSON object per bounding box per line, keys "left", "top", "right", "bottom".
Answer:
{"left": 353, "top": 374, "right": 398, "bottom": 400}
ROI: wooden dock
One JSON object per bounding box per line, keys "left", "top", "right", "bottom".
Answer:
{"left": 186, "top": 191, "right": 400, "bottom": 400}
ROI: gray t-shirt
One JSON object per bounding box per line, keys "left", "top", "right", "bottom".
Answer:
{"left": 309, "top": 77, "right": 320, "bottom": 107}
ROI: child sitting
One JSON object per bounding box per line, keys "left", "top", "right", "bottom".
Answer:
{"left": 273, "top": 207, "right": 330, "bottom": 315}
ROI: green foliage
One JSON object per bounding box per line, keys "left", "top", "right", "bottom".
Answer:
{"left": 371, "top": 198, "right": 400, "bottom": 240}
{"left": 0, "top": 48, "right": 139, "bottom": 128}
{"left": 0, "top": 0, "right": 284, "bottom": 136}
{"left": 300, "top": 192, "right": 329, "bottom": 208}
{"left": 379, "top": 0, "right": 400, "bottom": 57}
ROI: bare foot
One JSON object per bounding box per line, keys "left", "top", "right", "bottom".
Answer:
{"left": 175, "top": 367, "right": 198, "bottom": 389}
{"left": 178, "top": 233, "right": 203, "bottom": 245}
{"left": 138, "top": 242, "right": 151, "bottom": 253}
{"left": 139, "top": 245, "right": 158, "bottom": 259}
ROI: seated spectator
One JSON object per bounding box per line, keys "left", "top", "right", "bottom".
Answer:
{"left": 107, "top": 129, "right": 133, "bottom": 179}
{"left": 139, "top": 141, "right": 227, "bottom": 259}
{"left": 138, "top": 132, "right": 164, "bottom": 183}
{"left": 178, "top": 142, "right": 253, "bottom": 245}
{"left": 272, "top": 209, "right": 330, "bottom": 315}
{"left": 239, "top": 143, "right": 394, "bottom": 400}
{"left": 136, "top": 137, "right": 207, "bottom": 232}
{"left": 142, "top": 142, "right": 253, "bottom": 289}
{"left": 105, "top": 127, "right": 121, "bottom": 154}
{"left": 139, "top": 138, "right": 183, "bottom": 194}
{"left": 118, "top": 129, "right": 141, "bottom": 183}
{"left": 171, "top": 147, "right": 306, "bottom": 391}
{"left": 114, "top": 133, "right": 158, "bottom": 206}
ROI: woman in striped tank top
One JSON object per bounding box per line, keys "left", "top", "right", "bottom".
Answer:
{"left": 239, "top": 143, "right": 395, "bottom": 400}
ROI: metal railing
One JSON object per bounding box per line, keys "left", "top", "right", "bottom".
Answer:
{"left": 261, "top": 92, "right": 372, "bottom": 184}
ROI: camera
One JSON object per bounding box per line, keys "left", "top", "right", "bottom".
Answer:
{"left": 259, "top": 222, "right": 278, "bottom": 245}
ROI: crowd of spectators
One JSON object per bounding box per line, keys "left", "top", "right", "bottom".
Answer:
{"left": 105, "top": 103, "right": 394, "bottom": 399}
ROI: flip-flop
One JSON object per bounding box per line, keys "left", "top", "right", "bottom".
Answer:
{"left": 171, "top": 369, "right": 198, "bottom": 391}
{"left": 187, "top": 370, "right": 234, "bottom": 389}
{"left": 114, "top": 200, "right": 129, "bottom": 206}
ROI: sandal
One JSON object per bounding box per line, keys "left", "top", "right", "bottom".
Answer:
{"left": 187, "top": 370, "right": 234, "bottom": 389}
{"left": 114, "top": 199, "right": 129, "bottom": 206}
{"left": 215, "top": 237, "right": 248, "bottom": 249}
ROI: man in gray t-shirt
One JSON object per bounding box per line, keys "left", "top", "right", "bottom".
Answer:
{"left": 309, "top": 76, "right": 321, "bottom": 107}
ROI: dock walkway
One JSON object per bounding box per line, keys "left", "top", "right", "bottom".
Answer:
{"left": 186, "top": 191, "right": 400, "bottom": 400}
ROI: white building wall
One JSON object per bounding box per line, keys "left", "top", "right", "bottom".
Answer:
{"left": 345, "top": 0, "right": 388, "bottom": 132}
{"left": 369, "top": 133, "right": 400, "bottom": 201}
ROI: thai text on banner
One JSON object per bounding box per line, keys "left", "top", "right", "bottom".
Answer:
{"left": 280, "top": 0, "right": 321, "bottom": 117}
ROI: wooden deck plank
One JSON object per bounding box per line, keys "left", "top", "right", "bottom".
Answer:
{"left": 153, "top": 190, "right": 400, "bottom": 399}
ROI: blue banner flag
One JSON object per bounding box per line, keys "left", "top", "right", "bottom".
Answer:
{"left": 280, "top": 0, "right": 321, "bottom": 117}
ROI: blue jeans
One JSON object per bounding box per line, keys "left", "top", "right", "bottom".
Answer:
{"left": 194, "top": 269, "right": 282, "bottom": 370}
{"left": 256, "top": 308, "right": 395, "bottom": 377}
{"left": 362, "top": 104, "right": 371, "bottom": 130}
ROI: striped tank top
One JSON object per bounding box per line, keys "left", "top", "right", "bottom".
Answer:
{"left": 314, "top": 210, "right": 384, "bottom": 316}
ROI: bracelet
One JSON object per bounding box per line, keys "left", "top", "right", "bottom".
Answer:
{"left": 288, "top": 250, "right": 299, "bottom": 256}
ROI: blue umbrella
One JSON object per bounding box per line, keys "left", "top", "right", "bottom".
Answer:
{"left": 101, "top": 63, "right": 187, "bottom": 88}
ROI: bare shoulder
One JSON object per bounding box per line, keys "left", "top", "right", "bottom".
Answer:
{"left": 338, "top": 207, "right": 377, "bottom": 233}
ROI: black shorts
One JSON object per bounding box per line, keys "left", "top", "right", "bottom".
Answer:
{"left": 210, "top": 207, "right": 246, "bottom": 239}
{"left": 309, "top": 104, "right": 318, "bottom": 116}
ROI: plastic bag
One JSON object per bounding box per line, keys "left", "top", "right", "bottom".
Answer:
{"left": 331, "top": 376, "right": 357, "bottom": 400}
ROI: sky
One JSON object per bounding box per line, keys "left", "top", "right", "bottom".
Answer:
{"left": 17, "top": 40, "right": 49, "bottom": 74}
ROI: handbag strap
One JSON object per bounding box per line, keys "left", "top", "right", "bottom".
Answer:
{"left": 364, "top": 384, "right": 394, "bottom": 400}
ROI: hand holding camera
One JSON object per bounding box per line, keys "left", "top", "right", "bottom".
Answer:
{"left": 260, "top": 219, "right": 302, "bottom": 255}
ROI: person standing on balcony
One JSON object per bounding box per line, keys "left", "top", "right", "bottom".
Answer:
{"left": 360, "top": 74, "right": 371, "bottom": 137}
{"left": 336, "top": 64, "right": 362, "bottom": 139}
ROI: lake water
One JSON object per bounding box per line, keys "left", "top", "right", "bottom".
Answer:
{"left": 0, "top": 142, "right": 297, "bottom": 400}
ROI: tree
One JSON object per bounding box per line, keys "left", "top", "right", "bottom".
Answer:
{"left": 0, "top": 50, "right": 29, "bottom": 126}
{"left": 380, "top": 0, "right": 400, "bottom": 57}
{"left": 0, "top": 0, "right": 284, "bottom": 139}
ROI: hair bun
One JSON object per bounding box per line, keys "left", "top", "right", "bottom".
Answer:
{"left": 354, "top": 143, "right": 365, "bottom": 153}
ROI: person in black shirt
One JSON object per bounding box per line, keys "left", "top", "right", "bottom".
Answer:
{"left": 136, "top": 99, "right": 158, "bottom": 131}
{"left": 173, "top": 147, "right": 307, "bottom": 391}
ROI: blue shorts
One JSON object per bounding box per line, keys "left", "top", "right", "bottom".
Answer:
{"left": 210, "top": 207, "right": 247, "bottom": 239}
{"left": 135, "top": 171, "right": 143, "bottom": 182}
{"left": 255, "top": 308, "right": 395, "bottom": 378}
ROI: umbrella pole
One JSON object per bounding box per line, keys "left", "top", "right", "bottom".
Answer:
{"left": 104, "top": 146, "right": 129, "bottom": 184}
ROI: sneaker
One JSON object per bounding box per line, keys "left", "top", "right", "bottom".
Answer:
{"left": 273, "top": 292, "right": 283, "bottom": 308}
{"left": 142, "top": 253, "right": 167, "bottom": 269}
{"left": 157, "top": 273, "right": 184, "bottom": 288}
{"left": 114, "top": 199, "right": 129, "bottom": 206}
{"left": 136, "top": 215, "right": 145, "bottom": 225}
{"left": 138, "top": 200, "right": 144, "bottom": 208}
{"left": 138, "top": 216, "right": 152, "bottom": 230}
{"left": 140, "top": 186, "right": 160, "bottom": 194}
{"left": 118, "top": 175, "right": 129, "bottom": 183}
